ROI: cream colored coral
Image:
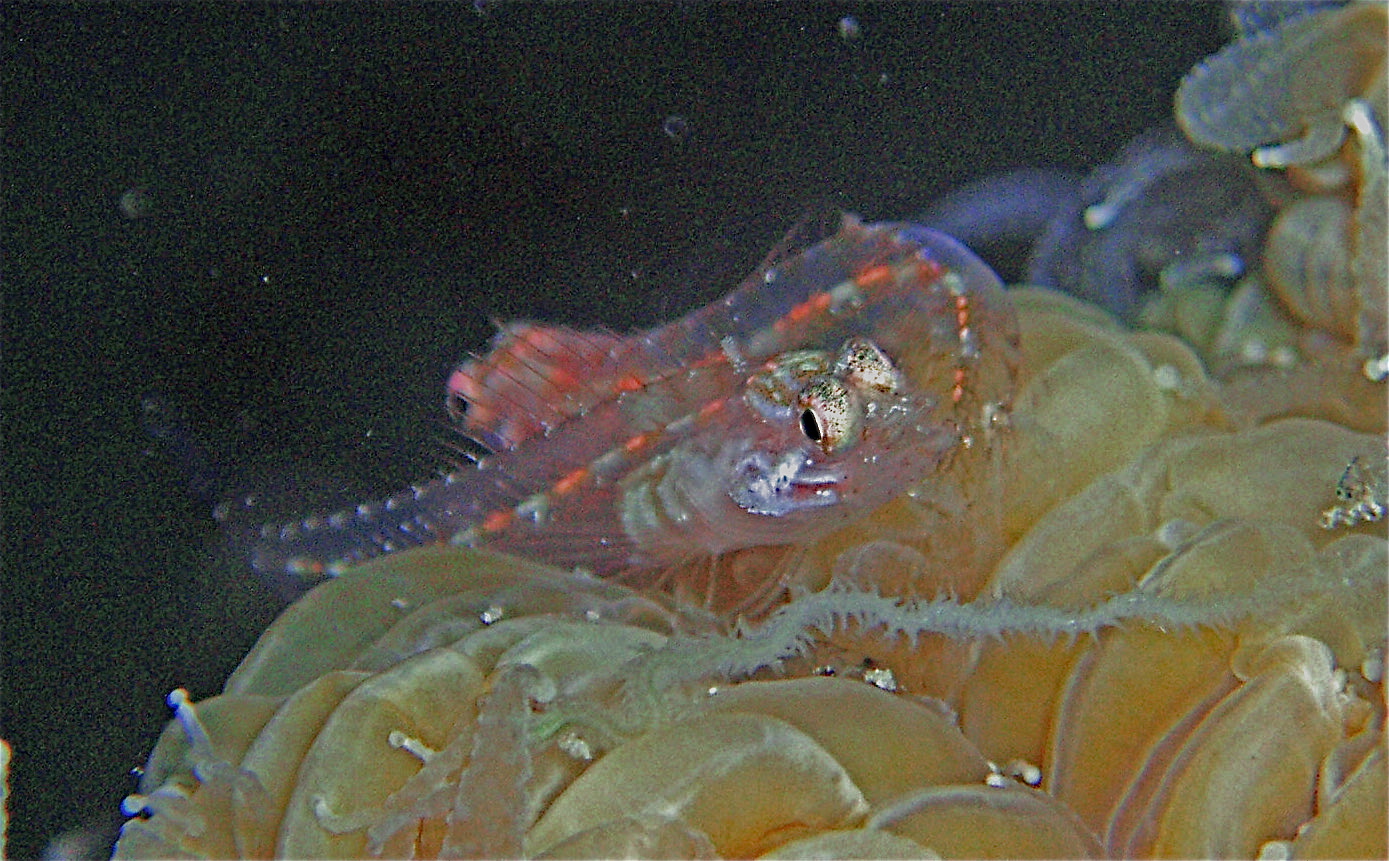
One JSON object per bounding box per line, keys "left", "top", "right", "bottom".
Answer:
{"left": 115, "top": 280, "right": 1386, "bottom": 859}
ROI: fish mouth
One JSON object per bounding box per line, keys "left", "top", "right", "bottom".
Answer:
{"left": 729, "top": 449, "right": 845, "bottom": 517}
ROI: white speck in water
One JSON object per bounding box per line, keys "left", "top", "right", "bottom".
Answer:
{"left": 662, "top": 114, "right": 689, "bottom": 141}
{"left": 118, "top": 186, "right": 153, "bottom": 220}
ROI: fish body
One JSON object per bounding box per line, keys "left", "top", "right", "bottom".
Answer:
{"left": 249, "top": 217, "right": 1018, "bottom": 587}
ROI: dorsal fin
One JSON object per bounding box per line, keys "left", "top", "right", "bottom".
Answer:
{"left": 446, "top": 323, "right": 626, "bottom": 450}
{"left": 445, "top": 216, "right": 821, "bottom": 453}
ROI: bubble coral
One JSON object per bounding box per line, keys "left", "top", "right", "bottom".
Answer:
{"left": 113, "top": 12, "right": 1388, "bottom": 851}
{"left": 114, "top": 275, "right": 1385, "bottom": 858}
{"left": 1174, "top": 1, "right": 1388, "bottom": 373}
{"left": 1021, "top": 124, "right": 1272, "bottom": 323}
{"left": 1176, "top": 2, "right": 1385, "bottom": 171}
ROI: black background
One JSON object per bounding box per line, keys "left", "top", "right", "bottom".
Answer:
{"left": 3, "top": 4, "right": 1227, "bottom": 857}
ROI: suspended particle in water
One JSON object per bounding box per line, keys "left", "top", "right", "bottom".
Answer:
{"left": 662, "top": 114, "right": 689, "bottom": 141}
{"left": 119, "top": 186, "right": 153, "bottom": 219}
{"left": 838, "top": 15, "right": 861, "bottom": 41}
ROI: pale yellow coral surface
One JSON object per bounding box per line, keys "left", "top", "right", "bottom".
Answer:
{"left": 114, "top": 281, "right": 1386, "bottom": 859}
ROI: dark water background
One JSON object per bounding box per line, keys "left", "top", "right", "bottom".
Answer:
{"left": 2, "top": 4, "right": 1226, "bottom": 857}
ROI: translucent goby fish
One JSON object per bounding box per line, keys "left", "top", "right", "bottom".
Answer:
{"left": 249, "top": 216, "right": 1019, "bottom": 589}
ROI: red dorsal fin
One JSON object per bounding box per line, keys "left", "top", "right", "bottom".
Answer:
{"left": 447, "top": 212, "right": 832, "bottom": 453}
{"left": 446, "top": 323, "right": 627, "bottom": 450}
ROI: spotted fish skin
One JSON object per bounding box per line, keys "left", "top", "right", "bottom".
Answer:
{"left": 249, "top": 216, "right": 1019, "bottom": 588}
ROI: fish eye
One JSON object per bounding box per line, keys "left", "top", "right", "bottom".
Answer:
{"left": 744, "top": 350, "right": 834, "bottom": 420}
{"left": 836, "top": 337, "right": 903, "bottom": 394}
{"left": 797, "top": 377, "right": 861, "bottom": 454}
